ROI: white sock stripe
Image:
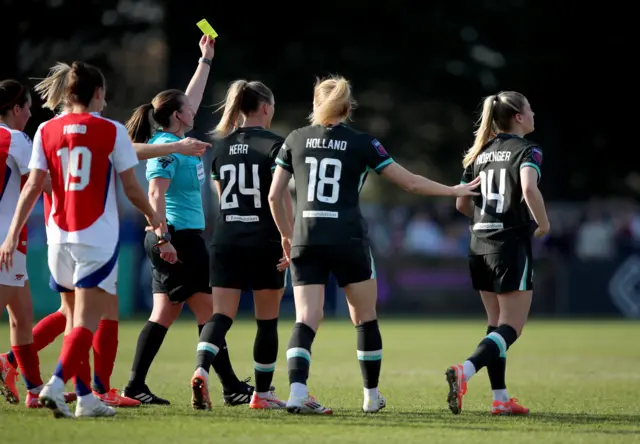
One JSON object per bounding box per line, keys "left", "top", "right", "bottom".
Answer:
{"left": 254, "top": 361, "right": 277, "bottom": 371}
{"left": 286, "top": 347, "right": 311, "bottom": 362}
{"left": 197, "top": 342, "right": 219, "bottom": 355}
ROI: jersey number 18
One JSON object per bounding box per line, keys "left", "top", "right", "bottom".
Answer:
{"left": 305, "top": 157, "right": 342, "bottom": 204}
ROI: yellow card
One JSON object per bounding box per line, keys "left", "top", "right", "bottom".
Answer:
{"left": 197, "top": 19, "right": 218, "bottom": 39}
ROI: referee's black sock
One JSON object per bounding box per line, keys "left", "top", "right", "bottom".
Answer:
{"left": 464, "top": 324, "right": 518, "bottom": 380}
{"left": 198, "top": 323, "right": 240, "bottom": 388}
{"left": 253, "top": 318, "right": 279, "bottom": 393}
{"left": 196, "top": 314, "right": 233, "bottom": 375}
{"left": 356, "top": 320, "right": 383, "bottom": 389}
{"left": 485, "top": 325, "right": 507, "bottom": 391}
{"left": 286, "top": 322, "right": 315, "bottom": 388}
{"left": 128, "top": 321, "right": 168, "bottom": 388}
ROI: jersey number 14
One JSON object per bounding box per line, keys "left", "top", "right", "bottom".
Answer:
{"left": 479, "top": 168, "right": 506, "bottom": 215}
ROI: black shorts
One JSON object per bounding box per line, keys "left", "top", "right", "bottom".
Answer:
{"left": 144, "top": 227, "right": 211, "bottom": 303}
{"left": 469, "top": 242, "right": 533, "bottom": 293}
{"left": 209, "top": 243, "right": 285, "bottom": 291}
{"left": 289, "top": 245, "right": 374, "bottom": 288}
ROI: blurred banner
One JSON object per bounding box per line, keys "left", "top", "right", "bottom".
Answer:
{"left": 18, "top": 196, "right": 640, "bottom": 320}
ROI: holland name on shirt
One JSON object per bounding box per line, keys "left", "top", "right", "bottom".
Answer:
{"left": 476, "top": 150, "right": 511, "bottom": 165}
{"left": 305, "top": 138, "right": 347, "bottom": 151}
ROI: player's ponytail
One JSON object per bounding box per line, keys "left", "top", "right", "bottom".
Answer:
{"left": 463, "top": 94, "right": 498, "bottom": 169}
{"left": 463, "top": 91, "right": 529, "bottom": 168}
{"left": 126, "top": 103, "right": 155, "bottom": 143}
{"left": 214, "top": 79, "right": 247, "bottom": 138}
{"left": 33, "top": 62, "right": 71, "bottom": 112}
{"left": 309, "top": 75, "right": 357, "bottom": 126}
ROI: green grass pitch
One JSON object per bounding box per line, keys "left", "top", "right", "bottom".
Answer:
{"left": 0, "top": 319, "right": 639, "bottom": 443}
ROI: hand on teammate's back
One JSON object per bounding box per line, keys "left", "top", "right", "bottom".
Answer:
{"left": 199, "top": 35, "right": 215, "bottom": 60}
{"left": 176, "top": 137, "right": 211, "bottom": 157}
{"left": 451, "top": 176, "right": 481, "bottom": 197}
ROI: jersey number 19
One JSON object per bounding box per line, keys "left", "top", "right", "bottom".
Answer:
{"left": 479, "top": 168, "right": 506, "bottom": 215}
{"left": 56, "top": 147, "right": 92, "bottom": 191}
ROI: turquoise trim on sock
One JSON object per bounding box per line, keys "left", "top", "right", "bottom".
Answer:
{"left": 286, "top": 347, "right": 311, "bottom": 362}
{"left": 254, "top": 362, "right": 276, "bottom": 372}
{"left": 357, "top": 350, "right": 382, "bottom": 361}
{"left": 197, "top": 342, "right": 219, "bottom": 356}
{"left": 486, "top": 332, "right": 507, "bottom": 358}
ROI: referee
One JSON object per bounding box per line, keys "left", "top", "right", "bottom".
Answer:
{"left": 123, "top": 37, "right": 253, "bottom": 405}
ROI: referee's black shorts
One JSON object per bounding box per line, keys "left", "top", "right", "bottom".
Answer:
{"left": 209, "top": 243, "right": 285, "bottom": 291}
{"left": 144, "top": 226, "right": 210, "bottom": 303}
{"left": 289, "top": 245, "right": 374, "bottom": 288}
{"left": 468, "top": 241, "right": 533, "bottom": 294}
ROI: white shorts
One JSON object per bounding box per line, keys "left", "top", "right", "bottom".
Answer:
{"left": 0, "top": 251, "right": 28, "bottom": 287}
{"left": 48, "top": 244, "right": 118, "bottom": 295}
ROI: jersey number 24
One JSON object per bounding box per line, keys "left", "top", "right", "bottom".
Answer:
{"left": 220, "top": 163, "right": 261, "bottom": 210}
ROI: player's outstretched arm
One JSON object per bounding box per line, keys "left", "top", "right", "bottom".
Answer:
{"left": 0, "top": 169, "right": 46, "bottom": 270}
{"left": 119, "top": 168, "right": 163, "bottom": 231}
{"left": 381, "top": 162, "right": 481, "bottom": 197}
{"left": 521, "top": 167, "right": 550, "bottom": 238}
{"left": 133, "top": 138, "right": 211, "bottom": 161}
{"left": 185, "top": 36, "right": 215, "bottom": 113}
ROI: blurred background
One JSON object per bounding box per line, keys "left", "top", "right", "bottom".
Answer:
{"left": 2, "top": 0, "right": 635, "bottom": 320}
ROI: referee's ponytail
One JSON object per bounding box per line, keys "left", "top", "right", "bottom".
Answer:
{"left": 126, "top": 89, "right": 184, "bottom": 143}
{"left": 463, "top": 91, "right": 528, "bottom": 168}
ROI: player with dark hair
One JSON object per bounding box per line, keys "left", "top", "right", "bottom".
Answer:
{"left": 0, "top": 61, "right": 162, "bottom": 418}
{"left": 445, "top": 91, "right": 548, "bottom": 416}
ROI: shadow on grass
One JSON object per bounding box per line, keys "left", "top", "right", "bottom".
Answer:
{"left": 114, "top": 405, "right": 640, "bottom": 435}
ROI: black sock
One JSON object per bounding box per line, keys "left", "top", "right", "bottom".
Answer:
{"left": 286, "top": 322, "right": 315, "bottom": 385}
{"left": 485, "top": 325, "right": 507, "bottom": 390}
{"left": 253, "top": 318, "right": 279, "bottom": 393}
{"left": 212, "top": 339, "right": 241, "bottom": 389}
{"left": 356, "top": 320, "right": 382, "bottom": 389}
{"left": 196, "top": 313, "right": 233, "bottom": 375}
{"left": 198, "top": 324, "right": 204, "bottom": 336}
{"left": 468, "top": 324, "right": 518, "bottom": 373}
{"left": 128, "top": 321, "right": 168, "bottom": 388}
